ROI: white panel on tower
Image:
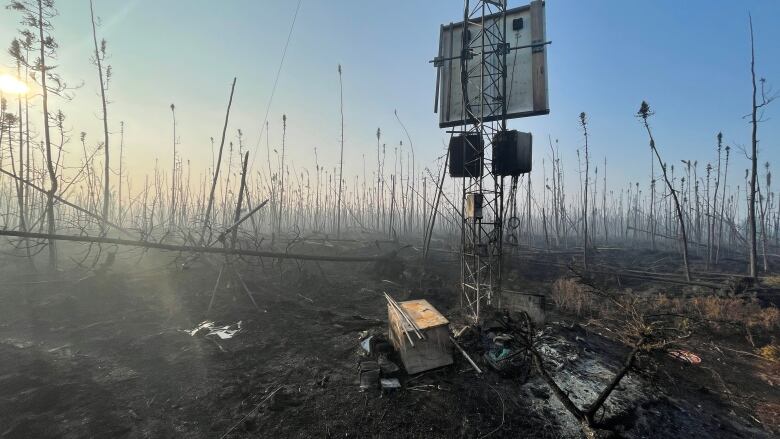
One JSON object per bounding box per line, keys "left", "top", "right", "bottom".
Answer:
{"left": 434, "top": 1, "right": 548, "bottom": 128}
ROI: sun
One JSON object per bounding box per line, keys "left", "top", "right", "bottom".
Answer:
{"left": 0, "top": 74, "right": 28, "bottom": 95}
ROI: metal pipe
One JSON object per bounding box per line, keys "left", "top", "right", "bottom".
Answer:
{"left": 450, "top": 336, "right": 482, "bottom": 373}
{"left": 384, "top": 292, "right": 425, "bottom": 340}
{"left": 430, "top": 41, "right": 551, "bottom": 64}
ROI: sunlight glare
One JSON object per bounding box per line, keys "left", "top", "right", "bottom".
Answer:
{"left": 0, "top": 74, "right": 28, "bottom": 95}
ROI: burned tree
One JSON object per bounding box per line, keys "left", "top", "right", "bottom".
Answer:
{"left": 202, "top": 78, "right": 236, "bottom": 244}
{"left": 579, "top": 112, "right": 589, "bottom": 271}
{"left": 336, "top": 64, "right": 345, "bottom": 238}
{"left": 638, "top": 101, "right": 691, "bottom": 281}
{"left": 746, "top": 14, "right": 775, "bottom": 279}
{"left": 8, "top": 0, "right": 71, "bottom": 269}
{"left": 169, "top": 102, "right": 177, "bottom": 229}
{"left": 89, "top": 0, "right": 111, "bottom": 232}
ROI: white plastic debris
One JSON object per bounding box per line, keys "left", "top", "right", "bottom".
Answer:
{"left": 185, "top": 320, "right": 242, "bottom": 339}
{"left": 380, "top": 378, "right": 401, "bottom": 390}
{"left": 360, "top": 336, "right": 374, "bottom": 354}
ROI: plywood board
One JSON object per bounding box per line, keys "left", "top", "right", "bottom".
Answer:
{"left": 397, "top": 299, "right": 449, "bottom": 330}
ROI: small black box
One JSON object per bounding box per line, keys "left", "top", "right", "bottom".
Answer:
{"left": 449, "top": 134, "right": 484, "bottom": 178}
{"left": 492, "top": 130, "right": 532, "bottom": 176}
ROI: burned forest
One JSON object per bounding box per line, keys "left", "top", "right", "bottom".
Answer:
{"left": 0, "top": 1, "right": 778, "bottom": 438}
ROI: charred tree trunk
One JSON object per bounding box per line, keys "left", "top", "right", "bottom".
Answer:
{"left": 90, "top": 0, "right": 110, "bottom": 231}
{"left": 231, "top": 152, "right": 249, "bottom": 249}
{"left": 639, "top": 102, "right": 691, "bottom": 281}
{"left": 36, "top": 0, "right": 58, "bottom": 269}
{"left": 336, "top": 65, "right": 345, "bottom": 238}
{"left": 748, "top": 16, "right": 759, "bottom": 279}
{"left": 201, "top": 78, "right": 236, "bottom": 244}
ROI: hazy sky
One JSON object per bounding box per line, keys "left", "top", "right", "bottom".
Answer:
{"left": 1, "top": 0, "right": 779, "bottom": 194}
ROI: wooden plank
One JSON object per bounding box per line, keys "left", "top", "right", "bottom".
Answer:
{"left": 530, "top": 0, "right": 548, "bottom": 113}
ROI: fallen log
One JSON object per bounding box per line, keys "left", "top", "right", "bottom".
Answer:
{"left": 0, "top": 230, "right": 392, "bottom": 263}
{"left": 515, "top": 257, "right": 723, "bottom": 290}
{"left": 588, "top": 268, "right": 722, "bottom": 290}
{"left": 508, "top": 246, "right": 626, "bottom": 255}
{"left": 626, "top": 225, "right": 707, "bottom": 248}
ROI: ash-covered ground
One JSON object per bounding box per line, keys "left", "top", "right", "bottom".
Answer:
{"left": 0, "top": 241, "right": 777, "bottom": 438}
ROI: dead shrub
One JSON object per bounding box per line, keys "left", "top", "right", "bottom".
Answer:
{"left": 551, "top": 278, "right": 594, "bottom": 316}
{"left": 654, "top": 293, "right": 686, "bottom": 314}
{"left": 552, "top": 280, "right": 779, "bottom": 334}
{"left": 758, "top": 343, "right": 780, "bottom": 361}
{"left": 652, "top": 293, "right": 780, "bottom": 332}
{"left": 690, "top": 296, "right": 750, "bottom": 323}
{"left": 762, "top": 275, "right": 780, "bottom": 288}
{"left": 753, "top": 306, "right": 780, "bottom": 331}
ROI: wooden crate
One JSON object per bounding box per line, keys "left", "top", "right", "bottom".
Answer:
{"left": 388, "top": 299, "right": 453, "bottom": 374}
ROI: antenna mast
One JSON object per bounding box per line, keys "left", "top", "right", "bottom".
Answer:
{"left": 432, "top": 0, "right": 549, "bottom": 323}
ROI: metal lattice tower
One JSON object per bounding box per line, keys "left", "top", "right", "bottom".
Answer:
{"left": 456, "top": 0, "right": 509, "bottom": 322}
